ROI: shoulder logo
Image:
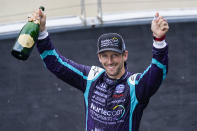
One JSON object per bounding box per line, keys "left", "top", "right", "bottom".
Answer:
{"left": 88, "top": 66, "right": 104, "bottom": 80}
{"left": 128, "top": 73, "right": 139, "bottom": 85}
{"left": 130, "top": 75, "right": 135, "bottom": 81}
{"left": 92, "top": 66, "right": 99, "bottom": 76}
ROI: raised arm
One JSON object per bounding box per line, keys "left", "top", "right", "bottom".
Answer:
{"left": 29, "top": 8, "right": 91, "bottom": 92}
{"left": 135, "top": 12, "right": 169, "bottom": 103}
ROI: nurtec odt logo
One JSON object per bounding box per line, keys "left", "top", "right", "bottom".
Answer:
{"left": 113, "top": 105, "right": 125, "bottom": 120}
{"left": 90, "top": 103, "right": 125, "bottom": 120}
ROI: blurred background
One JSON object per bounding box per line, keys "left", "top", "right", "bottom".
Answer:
{"left": 1, "top": 0, "right": 197, "bottom": 24}
{"left": 0, "top": 0, "right": 197, "bottom": 131}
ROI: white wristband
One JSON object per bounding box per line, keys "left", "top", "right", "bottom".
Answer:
{"left": 153, "top": 40, "right": 167, "bottom": 49}
{"left": 38, "top": 29, "right": 48, "bottom": 40}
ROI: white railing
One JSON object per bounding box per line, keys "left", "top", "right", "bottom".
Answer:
{"left": 97, "top": 0, "right": 103, "bottom": 24}
{"left": 80, "top": 0, "right": 87, "bottom": 25}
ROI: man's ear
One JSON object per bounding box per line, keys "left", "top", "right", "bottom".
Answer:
{"left": 98, "top": 54, "right": 102, "bottom": 63}
{"left": 123, "top": 50, "right": 128, "bottom": 62}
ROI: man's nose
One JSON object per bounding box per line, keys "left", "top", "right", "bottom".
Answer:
{"left": 107, "top": 57, "right": 113, "bottom": 64}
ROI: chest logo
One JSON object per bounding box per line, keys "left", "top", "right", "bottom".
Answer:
{"left": 90, "top": 103, "right": 125, "bottom": 122}
{"left": 114, "top": 84, "right": 125, "bottom": 94}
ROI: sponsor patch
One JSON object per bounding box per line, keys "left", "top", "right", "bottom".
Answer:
{"left": 113, "top": 94, "right": 123, "bottom": 98}
{"left": 100, "top": 37, "right": 119, "bottom": 48}
{"left": 115, "top": 84, "right": 125, "bottom": 94}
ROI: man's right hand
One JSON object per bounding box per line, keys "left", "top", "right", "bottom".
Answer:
{"left": 28, "top": 8, "right": 46, "bottom": 32}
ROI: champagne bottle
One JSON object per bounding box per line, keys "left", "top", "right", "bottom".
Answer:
{"left": 11, "top": 6, "right": 45, "bottom": 60}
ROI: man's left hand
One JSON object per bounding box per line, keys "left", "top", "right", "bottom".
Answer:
{"left": 151, "top": 12, "right": 169, "bottom": 38}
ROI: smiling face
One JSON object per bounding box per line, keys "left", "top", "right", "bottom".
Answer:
{"left": 98, "top": 50, "right": 128, "bottom": 79}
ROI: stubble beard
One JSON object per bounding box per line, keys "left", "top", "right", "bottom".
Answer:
{"left": 105, "top": 62, "right": 124, "bottom": 78}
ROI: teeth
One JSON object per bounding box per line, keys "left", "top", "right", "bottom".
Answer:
{"left": 108, "top": 66, "right": 114, "bottom": 69}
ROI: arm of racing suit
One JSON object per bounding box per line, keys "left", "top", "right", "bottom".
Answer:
{"left": 135, "top": 39, "right": 168, "bottom": 103}
{"left": 36, "top": 30, "right": 91, "bottom": 92}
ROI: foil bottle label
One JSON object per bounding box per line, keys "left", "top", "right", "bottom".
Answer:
{"left": 17, "top": 34, "right": 35, "bottom": 48}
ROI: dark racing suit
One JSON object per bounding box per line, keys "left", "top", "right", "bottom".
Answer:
{"left": 37, "top": 35, "right": 168, "bottom": 131}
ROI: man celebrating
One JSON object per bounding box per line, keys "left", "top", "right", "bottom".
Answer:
{"left": 30, "top": 9, "right": 169, "bottom": 131}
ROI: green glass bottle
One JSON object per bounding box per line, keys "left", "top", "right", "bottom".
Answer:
{"left": 11, "top": 6, "right": 45, "bottom": 60}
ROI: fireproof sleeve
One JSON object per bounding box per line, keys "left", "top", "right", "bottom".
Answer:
{"left": 135, "top": 40, "right": 168, "bottom": 103}
{"left": 37, "top": 35, "right": 91, "bottom": 92}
